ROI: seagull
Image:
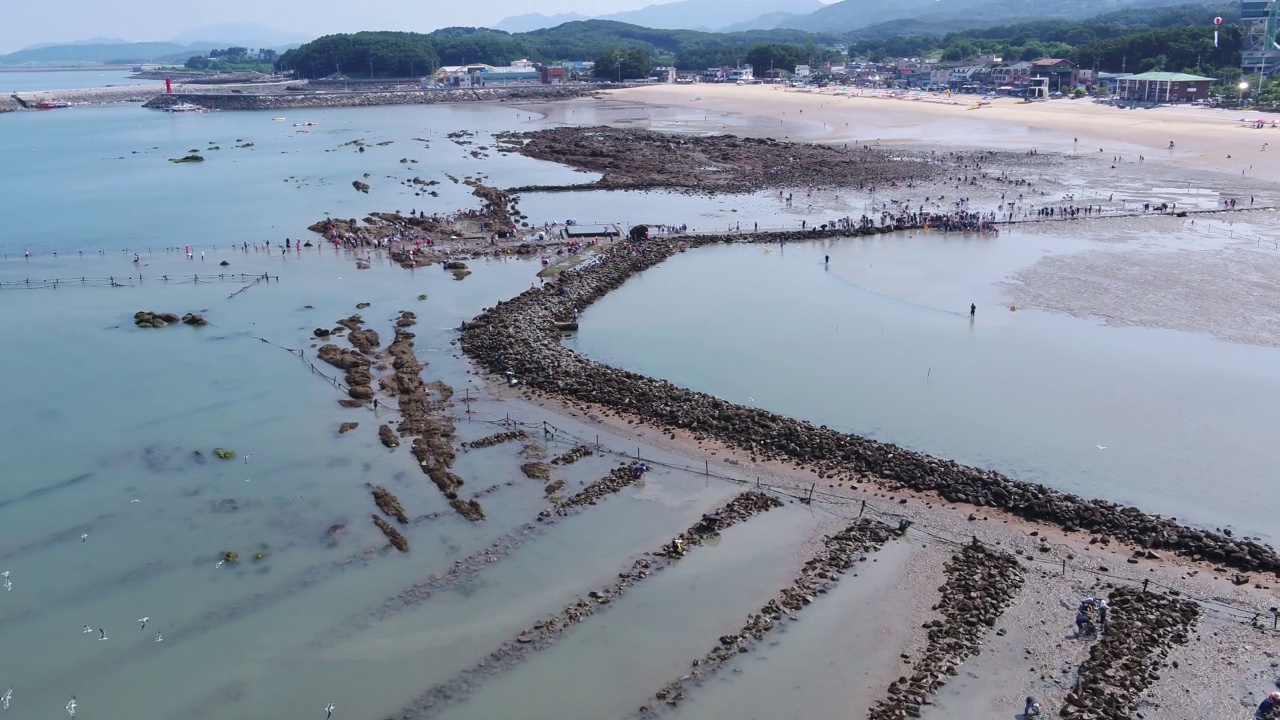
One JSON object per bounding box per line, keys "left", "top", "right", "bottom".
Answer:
{"left": 97, "top": 628, "right": 107, "bottom": 641}
{"left": 154, "top": 632, "right": 163, "bottom": 643}
{"left": 215, "top": 560, "right": 225, "bottom": 569}
{"left": 80, "top": 534, "right": 88, "bottom": 542}
{"left": 82, "top": 625, "right": 92, "bottom": 634}
{"left": 244, "top": 454, "right": 251, "bottom": 464}
{"left": 325, "top": 702, "right": 336, "bottom": 719}
{"left": 130, "top": 499, "right": 140, "bottom": 504}
{"left": 1, "top": 572, "right": 8, "bottom": 578}
{"left": 2, "top": 688, "right": 11, "bottom": 711}
{"left": 138, "top": 617, "right": 149, "bottom": 630}
{"left": 3, "top": 580, "right": 10, "bottom": 592}
{"left": 1096, "top": 445, "right": 1107, "bottom": 450}
{"left": 245, "top": 477, "right": 251, "bottom": 483}
{"left": 66, "top": 697, "right": 76, "bottom": 718}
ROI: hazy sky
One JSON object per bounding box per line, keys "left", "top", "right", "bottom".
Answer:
{"left": 0, "top": 0, "right": 683, "bottom": 53}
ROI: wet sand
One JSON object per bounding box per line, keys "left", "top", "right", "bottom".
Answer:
{"left": 611, "top": 84, "right": 1280, "bottom": 184}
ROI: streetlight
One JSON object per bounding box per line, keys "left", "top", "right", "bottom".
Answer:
{"left": 1239, "top": 80, "right": 1250, "bottom": 104}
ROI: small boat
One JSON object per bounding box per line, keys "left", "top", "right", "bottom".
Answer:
{"left": 272, "top": 117, "right": 286, "bottom": 121}
{"left": 166, "top": 102, "right": 206, "bottom": 113}
{"left": 35, "top": 100, "right": 71, "bottom": 110}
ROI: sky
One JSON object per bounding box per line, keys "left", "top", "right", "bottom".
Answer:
{"left": 0, "top": 0, "right": 681, "bottom": 53}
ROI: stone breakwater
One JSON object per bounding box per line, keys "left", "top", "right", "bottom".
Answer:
{"left": 545, "top": 465, "right": 642, "bottom": 517}
{"left": 642, "top": 518, "right": 902, "bottom": 715}
{"left": 461, "top": 430, "right": 528, "bottom": 449}
{"left": 550, "top": 444, "right": 593, "bottom": 466}
{"left": 1061, "top": 587, "right": 1198, "bottom": 719}
{"left": 870, "top": 543, "right": 1024, "bottom": 719}
{"left": 391, "top": 491, "right": 783, "bottom": 719}
{"left": 142, "top": 84, "right": 609, "bottom": 111}
{"left": 460, "top": 233, "right": 1280, "bottom": 576}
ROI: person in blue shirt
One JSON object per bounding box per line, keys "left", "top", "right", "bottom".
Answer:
{"left": 1257, "top": 691, "right": 1280, "bottom": 718}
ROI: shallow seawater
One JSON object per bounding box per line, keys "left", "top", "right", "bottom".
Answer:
{"left": 1, "top": 96, "right": 1273, "bottom": 719}
{"left": 569, "top": 227, "right": 1280, "bottom": 540}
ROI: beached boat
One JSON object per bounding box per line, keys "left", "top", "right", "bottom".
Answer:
{"left": 166, "top": 102, "right": 207, "bottom": 113}
{"left": 35, "top": 100, "right": 71, "bottom": 110}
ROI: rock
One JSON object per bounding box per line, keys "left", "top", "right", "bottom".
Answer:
{"left": 372, "top": 514, "right": 408, "bottom": 551}
{"left": 520, "top": 462, "right": 551, "bottom": 481}
{"left": 352, "top": 180, "right": 370, "bottom": 193}
{"left": 169, "top": 154, "right": 204, "bottom": 163}
{"left": 338, "top": 422, "right": 359, "bottom": 434}
{"left": 371, "top": 485, "right": 409, "bottom": 523}
{"left": 379, "top": 424, "right": 400, "bottom": 448}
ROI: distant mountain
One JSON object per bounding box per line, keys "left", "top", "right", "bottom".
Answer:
{"left": 781, "top": 0, "right": 1207, "bottom": 33}
{"left": 493, "top": 0, "right": 825, "bottom": 32}
{"left": 0, "top": 42, "right": 202, "bottom": 65}
{"left": 718, "top": 11, "right": 813, "bottom": 31}
{"left": 0, "top": 39, "right": 301, "bottom": 66}
{"left": 494, "top": 12, "right": 592, "bottom": 33}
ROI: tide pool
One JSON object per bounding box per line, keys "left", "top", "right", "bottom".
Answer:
{"left": 569, "top": 229, "right": 1280, "bottom": 540}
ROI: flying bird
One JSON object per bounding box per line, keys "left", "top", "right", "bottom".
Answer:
{"left": 138, "top": 617, "right": 149, "bottom": 630}
{"left": 155, "top": 632, "right": 163, "bottom": 643}
{"left": 325, "top": 702, "right": 336, "bottom": 719}
{"left": 215, "top": 560, "right": 225, "bottom": 569}
{"left": 97, "top": 628, "right": 107, "bottom": 641}
{"left": 82, "top": 625, "right": 91, "bottom": 634}
{"left": 1096, "top": 445, "right": 1107, "bottom": 450}
{"left": 66, "top": 697, "right": 76, "bottom": 718}
{"left": 80, "top": 534, "right": 88, "bottom": 542}
{"left": 2, "top": 688, "right": 11, "bottom": 711}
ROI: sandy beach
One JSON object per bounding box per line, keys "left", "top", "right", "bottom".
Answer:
{"left": 610, "top": 83, "right": 1280, "bottom": 185}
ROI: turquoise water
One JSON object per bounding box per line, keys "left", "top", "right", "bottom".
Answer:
{"left": 0, "top": 103, "right": 827, "bottom": 719}
{"left": 0, "top": 69, "right": 159, "bottom": 92}
{"left": 570, "top": 231, "right": 1280, "bottom": 540}
{"left": 2, "top": 97, "right": 1276, "bottom": 718}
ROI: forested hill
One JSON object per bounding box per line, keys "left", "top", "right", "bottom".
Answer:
{"left": 276, "top": 22, "right": 843, "bottom": 78}
{"left": 276, "top": 4, "right": 1242, "bottom": 80}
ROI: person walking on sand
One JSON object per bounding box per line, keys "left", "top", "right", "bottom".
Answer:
{"left": 970, "top": 303, "right": 976, "bottom": 317}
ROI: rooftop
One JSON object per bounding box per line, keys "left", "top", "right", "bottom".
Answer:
{"left": 1123, "top": 71, "right": 1215, "bottom": 82}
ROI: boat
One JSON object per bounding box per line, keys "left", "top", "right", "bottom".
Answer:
{"left": 166, "top": 102, "right": 207, "bottom": 113}
{"left": 35, "top": 100, "right": 71, "bottom": 110}
{"left": 272, "top": 117, "right": 286, "bottom": 121}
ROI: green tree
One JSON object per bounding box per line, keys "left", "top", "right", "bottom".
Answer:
{"left": 745, "top": 43, "right": 807, "bottom": 75}
{"left": 941, "top": 39, "right": 979, "bottom": 61}
{"left": 593, "top": 47, "right": 654, "bottom": 80}
{"left": 184, "top": 55, "right": 210, "bottom": 70}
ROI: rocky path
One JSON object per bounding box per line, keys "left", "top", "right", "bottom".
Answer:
{"left": 868, "top": 543, "right": 1024, "bottom": 719}
{"left": 1058, "top": 587, "right": 1199, "bottom": 719}
{"left": 459, "top": 234, "right": 1280, "bottom": 576}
